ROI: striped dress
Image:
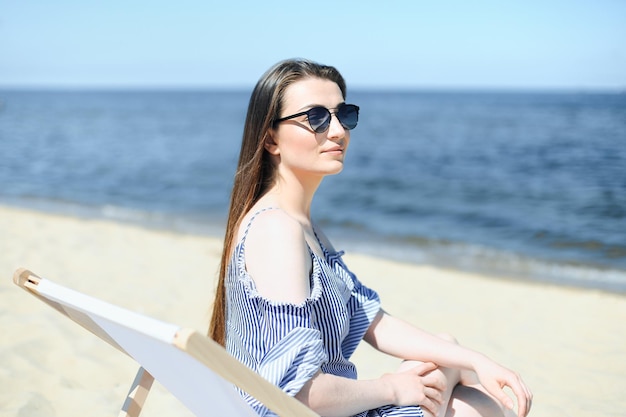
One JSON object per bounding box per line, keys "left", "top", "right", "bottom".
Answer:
{"left": 225, "top": 209, "right": 424, "bottom": 417}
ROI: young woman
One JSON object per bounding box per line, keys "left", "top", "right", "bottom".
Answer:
{"left": 209, "top": 58, "right": 532, "bottom": 417}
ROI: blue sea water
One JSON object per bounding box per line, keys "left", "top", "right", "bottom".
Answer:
{"left": 0, "top": 89, "right": 625, "bottom": 293}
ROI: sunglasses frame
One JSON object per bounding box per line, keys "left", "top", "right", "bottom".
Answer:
{"left": 274, "top": 103, "right": 360, "bottom": 133}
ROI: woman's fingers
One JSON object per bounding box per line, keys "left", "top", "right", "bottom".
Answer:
{"left": 482, "top": 379, "right": 514, "bottom": 411}
{"left": 483, "top": 372, "right": 533, "bottom": 417}
{"left": 509, "top": 374, "right": 533, "bottom": 417}
{"left": 407, "top": 362, "right": 447, "bottom": 393}
{"left": 522, "top": 377, "right": 533, "bottom": 416}
{"left": 526, "top": 384, "right": 533, "bottom": 416}
{"left": 420, "top": 396, "right": 440, "bottom": 417}
{"left": 421, "top": 371, "right": 447, "bottom": 393}
{"left": 498, "top": 371, "right": 533, "bottom": 417}
{"left": 415, "top": 364, "right": 446, "bottom": 414}
{"left": 423, "top": 386, "right": 444, "bottom": 405}
{"left": 413, "top": 361, "right": 438, "bottom": 375}
{"left": 391, "top": 362, "right": 447, "bottom": 413}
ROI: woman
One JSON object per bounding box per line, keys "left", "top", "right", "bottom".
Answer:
{"left": 209, "top": 58, "right": 532, "bottom": 417}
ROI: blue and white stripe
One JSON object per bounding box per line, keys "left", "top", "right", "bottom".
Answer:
{"left": 225, "top": 209, "right": 424, "bottom": 417}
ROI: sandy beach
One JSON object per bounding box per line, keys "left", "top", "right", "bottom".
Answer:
{"left": 1, "top": 204, "right": 624, "bottom": 417}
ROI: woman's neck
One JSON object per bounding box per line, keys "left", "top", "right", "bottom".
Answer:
{"left": 265, "top": 171, "right": 322, "bottom": 223}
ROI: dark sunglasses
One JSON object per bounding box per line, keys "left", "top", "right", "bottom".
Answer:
{"left": 274, "top": 103, "right": 360, "bottom": 133}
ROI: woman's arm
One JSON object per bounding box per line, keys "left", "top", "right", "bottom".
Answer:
{"left": 364, "top": 309, "right": 483, "bottom": 369}
{"left": 364, "top": 309, "right": 532, "bottom": 417}
{"left": 296, "top": 364, "right": 445, "bottom": 417}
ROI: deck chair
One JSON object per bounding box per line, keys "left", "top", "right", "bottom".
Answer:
{"left": 13, "top": 268, "right": 319, "bottom": 417}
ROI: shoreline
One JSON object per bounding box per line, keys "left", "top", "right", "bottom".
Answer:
{"left": 2, "top": 198, "right": 625, "bottom": 295}
{"left": 1, "top": 204, "right": 625, "bottom": 416}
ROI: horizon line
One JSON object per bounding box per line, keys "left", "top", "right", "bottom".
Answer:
{"left": 0, "top": 83, "right": 624, "bottom": 94}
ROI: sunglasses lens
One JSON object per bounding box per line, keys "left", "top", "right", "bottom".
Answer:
{"left": 338, "top": 104, "right": 359, "bottom": 130}
{"left": 307, "top": 107, "right": 331, "bottom": 133}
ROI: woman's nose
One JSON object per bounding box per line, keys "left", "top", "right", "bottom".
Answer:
{"left": 326, "top": 113, "right": 346, "bottom": 138}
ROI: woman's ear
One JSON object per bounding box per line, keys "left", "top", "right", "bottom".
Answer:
{"left": 264, "top": 130, "right": 280, "bottom": 155}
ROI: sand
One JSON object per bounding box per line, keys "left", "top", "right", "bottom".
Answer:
{"left": 1, "top": 204, "right": 624, "bottom": 417}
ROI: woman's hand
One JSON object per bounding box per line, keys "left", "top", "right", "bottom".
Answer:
{"left": 472, "top": 355, "right": 533, "bottom": 417}
{"left": 381, "top": 362, "right": 446, "bottom": 416}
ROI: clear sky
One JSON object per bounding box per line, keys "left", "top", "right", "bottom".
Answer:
{"left": 1, "top": 0, "right": 624, "bottom": 90}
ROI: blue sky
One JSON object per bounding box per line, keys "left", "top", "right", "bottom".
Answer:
{"left": 1, "top": 0, "right": 624, "bottom": 90}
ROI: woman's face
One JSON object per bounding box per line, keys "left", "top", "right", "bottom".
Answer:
{"left": 267, "top": 77, "right": 350, "bottom": 179}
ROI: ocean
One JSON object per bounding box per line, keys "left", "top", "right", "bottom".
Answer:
{"left": 1, "top": 89, "right": 625, "bottom": 293}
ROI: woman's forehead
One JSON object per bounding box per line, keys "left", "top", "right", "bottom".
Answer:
{"left": 282, "top": 78, "right": 344, "bottom": 110}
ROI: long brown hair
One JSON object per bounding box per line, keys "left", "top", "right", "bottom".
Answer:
{"left": 208, "top": 58, "right": 347, "bottom": 345}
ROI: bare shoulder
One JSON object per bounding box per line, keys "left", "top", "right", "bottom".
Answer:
{"left": 243, "top": 209, "right": 312, "bottom": 304}
{"left": 240, "top": 208, "right": 303, "bottom": 251}
{"left": 241, "top": 208, "right": 299, "bottom": 237}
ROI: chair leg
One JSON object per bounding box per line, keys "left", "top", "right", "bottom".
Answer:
{"left": 118, "top": 367, "right": 155, "bottom": 417}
